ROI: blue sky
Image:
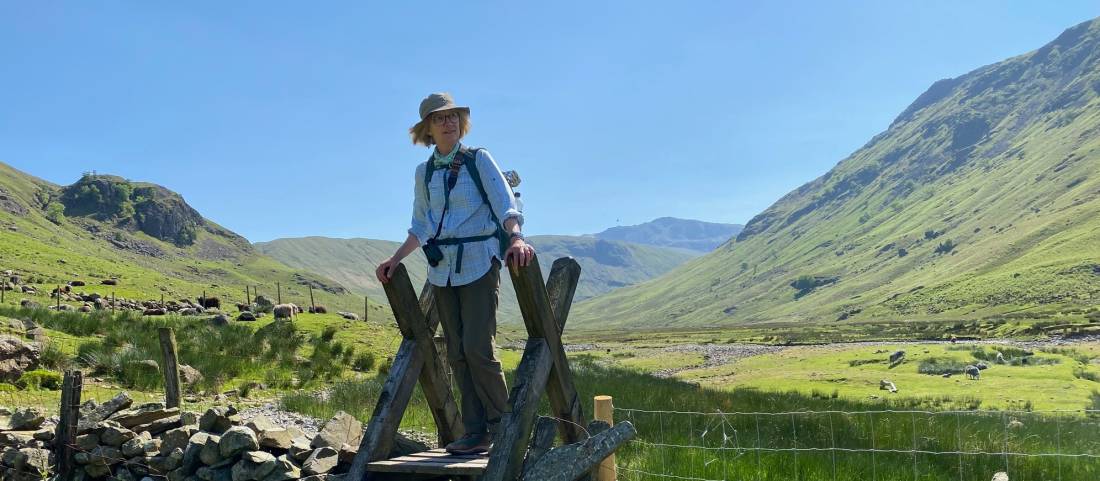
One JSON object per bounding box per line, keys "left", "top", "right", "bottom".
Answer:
{"left": 1, "top": 2, "right": 1097, "bottom": 242}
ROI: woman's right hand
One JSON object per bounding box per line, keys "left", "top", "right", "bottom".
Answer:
{"left": 376, "top": 257, "right": 400, "bottom": 284}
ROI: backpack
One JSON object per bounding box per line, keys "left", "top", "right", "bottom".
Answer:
{"left": 423, "top": 146, "right": 512, "bottom": 271}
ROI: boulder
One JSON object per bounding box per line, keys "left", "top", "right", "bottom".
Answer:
{"left": 143, "top": 308, "right": 167, "bottom": 316}
{"left": 183, "top": 432, "right": 211, "bottom": 473}
{"left": 79, "top": 392, "right": 134, "bottom": 432}
{"left": 121, "top": 433, "right": 159, "bottom": 458}
{"left": 252, "top": 296, "right": 274, "bottom": 314}
{"left": 18, "top": 447, "right": 51, "bottom": 475}
{"left": 132, "top": 415, "right": 182, "bottom": 436}
{"left": 301, "top": 447, "right": 338, "bottom": 476}
{"left": 200, "top": 406, "right": 239, "bottom": 434}
{"left": 197, "top": 466, "right": 233, "bottom": 481}
{"left": 85, "top": 462, "right": 112, "bottom": 478}
{"left": 236, "top": 312, "right": 256, "bottom": 322}
{"left": 179, "top": 365, "right": 204, "bottom": 385}
{"left": 19, "top": 300, "right": 39, "bottom": 309}
{"left": 310, "top": 411, "right": 362, "bottom": 449}
{"left": 244, "top": 416, "right": 279, "bottom": 435}
{"left": 199, "top": 434, "right": 223, "bottom": 466}
{"left": 0, "top": 336, "right": 40, "bottom": 383}
{"left": 257, "top": 429, "right": 293, "bottom": 451}
{"left": 261, "top": 454, "right": 300, "bottom": 481}
{"left": 287, "top": 437, "right": 312, "bottom": 463}
{"left": 111, "top": 404, "right": 177, "bottom": 428}
{"left": 97, "top": 420, "right": 137, "bottom": 447}
{"left": 148, "top": 448, "right": 184, "bottom": 474}
{"left": 9, "top": 407, "right": 44, "bottom": 431}
{"left": 211, "top": 314, "right": 230, "bottom": 326}
{"left": 219, "top": 426, "right": 259, "bottom": 459}
{"left": 231, "top": 451, "right": 276, "bottom": 481}
{"left": 160, "top": 426, "right": 197, "bottom": 456}
{"left": 31, "top": 429, "right": 54, "bottom": 442}
{"left": 102, "top": 279, "right": 118, "bottom": 286}
{"left": 75, "top": 433, "right": 100, "bottom": 452}
{"left": 88, "top": 445, "right": 123, "bottom": 466}
{"left": 116, "top": 468, "right": 138, "bottom": 481}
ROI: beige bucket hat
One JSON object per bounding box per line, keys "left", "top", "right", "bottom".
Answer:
{"left": 418, "top": 92, "right": 470, "bottom": 120}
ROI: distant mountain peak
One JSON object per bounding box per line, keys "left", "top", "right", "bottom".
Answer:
{"left": 594, "top": 217, "right": 743, "bottom": 252}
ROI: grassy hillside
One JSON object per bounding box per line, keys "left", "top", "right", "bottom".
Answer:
{"left": 0, "top": 163, "right": 388, "bottom": 321}
{"left": 255, "top": 234, "right": 697, "bottom": 323}
{"left": 594, "top": 216, "right": 743, "bottom": 252}
{"left": 575, "top": 17, "right": 1100, "bottom": 328}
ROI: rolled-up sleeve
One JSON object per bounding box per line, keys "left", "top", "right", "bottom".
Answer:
{"left": 408, "top": 163, "right": 431, "bottom": 246}
{"left": 475, "top": 149, "right": 523, "bottom": 228}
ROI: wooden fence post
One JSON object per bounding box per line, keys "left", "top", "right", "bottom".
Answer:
{"left": 56, "top": 369, "right": 83, "bottom": 481}
{"left": 245, "top": 285, "right": 251, "bottom": 306}
{"left": 364, "top": 296, "right": 369, "bottom": 322}
{"left": 594, "top": 395, "right": 616, "bottom": 481}
{"left": 1, "top": 280, "right": 5, "bottom": 304}
{"left": 158, "top": 328, "right": 182, "bottom": 409}
{"left": 56, "top": 285, "right": 61, "bottom": 310}
{"left": 309, "top": 285, "right": 315, "bottom": 312}
{"left": 277, "top": 282, "right": 281, "bottom": 304}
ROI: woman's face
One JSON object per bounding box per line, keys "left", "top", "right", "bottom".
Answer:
{"left": 428, "top": 110, "right": 461, "bottom": 147}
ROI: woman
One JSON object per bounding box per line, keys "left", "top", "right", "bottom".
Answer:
{"left": 376, "top": 92, "right": 534, "bottom": 455}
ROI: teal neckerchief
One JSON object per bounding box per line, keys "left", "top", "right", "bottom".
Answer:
{"left": 432, "top": 143, "right": 461, "bottom": 168}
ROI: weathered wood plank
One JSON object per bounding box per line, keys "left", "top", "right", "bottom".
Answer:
{"left": 385, "top": 264, "right": 462, "bottom": 446}
{"left": 348, "top": 338, "right": 423, "bottom": 481}
{"left": 158, "top": 328, "right": 181, "bottom": 409}
{"left": 55, "top": 370, "right": 83, "bottom": 481}
{"left": 482, "top": 339, "right": 554, "bottom": 481}
{"left": 521, "top": 421, "right": 637, "bottom": 481}
{"left": 546, "top": 257, "right": 581, "bottom": 333}
{"left": 521, "top": 417, "right": 559, "bottom": 480}
{"left": 510, "top": 255, "right": 585, "bottom": 443}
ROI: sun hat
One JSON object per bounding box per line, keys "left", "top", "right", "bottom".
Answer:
{"left": 419, "top": 92, "right": 470, "bottom": 120}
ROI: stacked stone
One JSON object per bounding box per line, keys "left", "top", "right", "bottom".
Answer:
{"left": 0, "top": 407, "right": 56, "bottom": 481}
{"left": 22, "top": 390, "right": 421, "bottom": 481}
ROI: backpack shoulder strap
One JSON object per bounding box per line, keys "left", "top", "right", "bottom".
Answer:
{"left": 422, "top": 154, "right": 437, "bottom": 201}
{"left": 459, "top": 147, "right": 493, "bottom": 217}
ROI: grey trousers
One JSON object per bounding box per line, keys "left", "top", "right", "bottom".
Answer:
{"left": 434, "top": 259, "right": 509, "bottom": 436}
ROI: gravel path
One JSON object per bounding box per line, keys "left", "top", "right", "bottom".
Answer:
{"left": 652, "top": 343, "right": 788, "bottom": 377}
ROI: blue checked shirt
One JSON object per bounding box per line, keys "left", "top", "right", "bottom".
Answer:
{"left": 409, "top": 146, "right": 523, "bottom": 287}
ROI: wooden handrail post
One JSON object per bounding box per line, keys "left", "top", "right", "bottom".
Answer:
{"left": 56, "top": 370, "right": 83, "bottom": 481}
{"left": 594, "top": 395, "right": 616, "bottom": 481}
{"left": 158, "top": 327, "right": 182, "bottom": 408}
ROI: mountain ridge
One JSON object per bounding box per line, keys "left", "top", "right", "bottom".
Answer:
{"left": 574, "top": 16, "right": 1100, "bottom": 329}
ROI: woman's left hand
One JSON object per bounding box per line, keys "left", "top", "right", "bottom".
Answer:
{"left": 505, "top": 239, "right": 535, "bottom": 268}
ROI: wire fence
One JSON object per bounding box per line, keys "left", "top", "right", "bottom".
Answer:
{"left": 612, "top": 405, "right": 1100, "bottom": 481}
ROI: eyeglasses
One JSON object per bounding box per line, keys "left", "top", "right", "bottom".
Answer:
{"left": 430, "top": 111, "right": 460, "bottom": 125}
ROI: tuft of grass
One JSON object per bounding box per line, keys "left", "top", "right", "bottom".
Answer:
{"left": 18, "top": 369, "right": 62, "bottom": 390}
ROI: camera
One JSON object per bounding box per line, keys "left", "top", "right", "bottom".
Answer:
{"left": 422, "top": 239, "right": 444, "bottom": 267}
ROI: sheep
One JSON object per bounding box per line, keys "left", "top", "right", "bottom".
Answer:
{"left": 965, "top": 365, "right": 980, "bottom": 380}
{"left": 889, "top": 350, "right": 905, "bottom": 364}
{"left": 273, "top": 304, "right": 296, "bottom": 320}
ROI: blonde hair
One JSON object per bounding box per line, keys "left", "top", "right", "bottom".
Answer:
{"left": 409, "top": 110, "right": 471, "bottom": 146}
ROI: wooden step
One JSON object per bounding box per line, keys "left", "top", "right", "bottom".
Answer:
{"left": 365, "top": 449, "right": 489, "bottom": 476}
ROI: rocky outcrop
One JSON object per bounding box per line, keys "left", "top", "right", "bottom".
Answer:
{"left": 0, "top": 337, "right": 39, "bottom": 383}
